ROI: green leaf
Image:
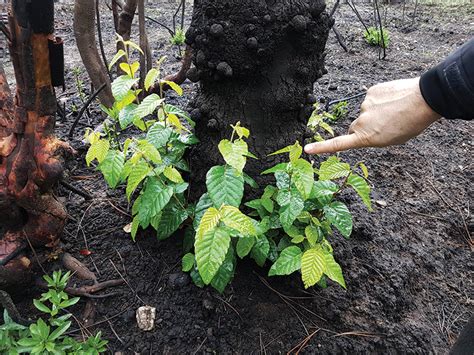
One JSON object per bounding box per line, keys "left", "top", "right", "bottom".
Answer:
{"left": 119, "top": 103, "right": 138, "bottom": 129}
{"left": 138, "top": 140, "right": 162, "bottom": 164}
{"left": 310, "top": 181, "right": 338, "bottom": 200}
{"left": 278, "top": 189, "right": 305, "bottom": 229}
{"left": 139, "top": 177, "right": 174, "bottom": 218}
{"left": 99, "top": 150, "right": 125, "bottom": 188}
{"left": 243, "top": 172, "right": 258, "bottom": 188}
{"left": 33, "top": 299, "right": 51, "bottom": 314}
{"left": 182, "top": 253, "right": 195, "bottom": 272}
{"left": 134, "top": 94, "right": 164, "bottom": 119}
{"left": 261, "top": 163, "right": 288, "bottom": 175}
{"left": 305, "top": 225, "right": 320, "bottom": 246}
{"left": 323, "top": 201, "right": 353, "bottom": 238}
{"left": 86, "top": 139, "right": 110, "bottom": 166}
{"left": 196, "top": 207, "right": 221, "bottom": 241}
{"left": 231, "top": 123, "right": 250, "bottom": 138}
{"left": 268, "top": 246, "right": 302, "bottom": 276}
{"left": 301, "top": 247, "right": 326, "bottom": 288}
{"left": 165, "top": 104, "right": 195, "bottom": 128}
{"left": 318, "top": 156, "right": 351, "bottom": 181}
{"left": 195, "top": 227, "right": 231, "bottom": 284}
{"left": 347, "top": 173, "right": 372, "bottom": 210}
{"left": 156, "top": 201, "right": 188, "bottom": 240}
{"left": 126, "top": 160, "right": 151, "bottom": 200}
{"left": 218, "top": 139, "right": 248, "bottom": 173}
{"left": 210, "top": 247, "right": 236, "bottom": 293}
{"left": 108, "top": 49, "right": 126, "bottom": 70}
{"left": 275, "top": 171, "right": 290, "bottom": 189}
{"left": 162, "top": 80, "right": 183, "bottom": 96}
{"left": 164, "top": 166, "right": 184, "bottom": 183}
{"left": 220, "top": 206, "right": 257, "bottom": 236}
{"left": 250, "top": 235, "right": 270, "bottom": 267}
{"left": 206, "top": 166, "right": 244, "bottom": 208}
{"left": 269, "top": 142, "right": 301, "bottom": 162}
{"left": 261, "top": 198, "right": 274, "bottom": 213}
{"left": 292, "top": 159, "right": 314, "bottom": 200}
{"left": 193, "top": 193, "right": 213, "bottom": 230}
{"left": 147, "top": 122, "right": 173, "bottom": 148}
{"left": 323, "top": 251, "right": 346, "bottom": 288}
{"left": 111, "top": 75, "right": 139, "bottom": 101}
{"left": 359, "top": 162, "right": 369, "bottom": 179}
{"left": 236, "top": 236, "right": 255, "bottom": 258}
{"left": 145, "top": 68, "right": 159, "bottom": 91}
{"left": 49, "top": 320, "right": 71, "bottom": 341}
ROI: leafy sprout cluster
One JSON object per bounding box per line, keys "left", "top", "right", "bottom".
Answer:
{"left": 364, "top": 26, "right": 390, "bottom": 48}
{"left": 0, "top": 271, "right": 107, "bottom": 354}
{"left": 86, "top": 44, "right": 373, "bottom": 293}
{"left": 85, "top": 36, "right": 198, "bottom": 241}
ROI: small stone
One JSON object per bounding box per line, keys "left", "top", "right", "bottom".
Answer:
{"left": 263, "top": 14, "right": 272, "bottom": 23}
{"left": 168, "top": 272, "right": 190, "bottom": 289}
{"left": 136, "top": 306, "right": 156, "bottom": 331}
{"left": 328, "top": 84, "right": 338, "bottom": 91}
{"left": 209, "top": 24, "right": 224, "bottom": 37}
{"left": 375, "top": 200, "right": 387, "bottom": 207}
{"left": 207, "top": 328, "right": 214, "bottom": 337}
{"left": 216, "top": 62, "right": 233, "bottom": 77}
{"left": 246, "top": 37, "right": 258, "bottom": 49}
{"left": 291, "top": 15, "right": 307, "bottom": 32}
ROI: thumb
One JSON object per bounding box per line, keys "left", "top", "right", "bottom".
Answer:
{"left": 304, "top": 134, "right": 362, "bottom": 155}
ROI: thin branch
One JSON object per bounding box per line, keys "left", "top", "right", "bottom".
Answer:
{"left": 68, "top": 83, "right": 107, "bottom": 138}
{"left": 96, "top": 0, "right": 112, "bottom": 80}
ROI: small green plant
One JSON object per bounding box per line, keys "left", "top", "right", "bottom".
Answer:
{"left": 0, "top": 271, "right": 107, "bottom": 354}
{"left": 72, "top": 67, "right": 86, "bottom": 104}
{"left": 85, "top": 37, "right": 197, "bottom": 241}
{"left": 331, "top": 101, "right": 348, "bottom": 121}
{"left": 364, "top": 26, "right": 390, "bottom": 48}
{"left": 170, "top": 28, "right": 186, "bottom": 46}
{"left": 182, "top": 123, "right": 372, "bottom": 292}
{"left": 307, "top": 103, "right": 335, "bottom": 142}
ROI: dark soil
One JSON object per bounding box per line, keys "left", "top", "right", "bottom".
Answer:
{"left": 2, "top": 1, "right": 473, "bottom": 354}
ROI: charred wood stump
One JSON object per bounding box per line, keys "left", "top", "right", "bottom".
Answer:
{"left": 186, "top": 0, "right": 332, "bottom": 194}
{"left": 0, "top": 0, "right": 72, "bottom": 290}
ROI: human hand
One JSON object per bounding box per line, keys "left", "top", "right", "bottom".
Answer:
{"left": 304, "top": 77, "right": 441, "bottom": 155}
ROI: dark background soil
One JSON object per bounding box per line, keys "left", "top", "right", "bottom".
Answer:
{"left": 1, "top": 1, "right": 473, "bottom": 354}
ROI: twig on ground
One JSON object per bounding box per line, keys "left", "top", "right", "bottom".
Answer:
{"left": 192, "top": 337, "right": 208, "bottom": 355}
{"left": 287, "top": 328, "right": 320, "bottom": 355}
{"left": 60, "top": 180, "right": 93, "bottom": 200}
{"left": 214, "top": 295, "right": 243, "bottom": 322}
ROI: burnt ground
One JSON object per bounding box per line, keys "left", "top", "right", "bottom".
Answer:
{"left": 1, "top": 1, "right": 473, "bottom": 354}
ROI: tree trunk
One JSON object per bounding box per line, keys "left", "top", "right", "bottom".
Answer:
{"left": 187, "top": 0, "right": 332, "bottom": 192}
{"left": 0, "top": 0, "right": 72, "bottom": 289}
{"left": 74, "top": 0, "right": 114, "bottom": 108}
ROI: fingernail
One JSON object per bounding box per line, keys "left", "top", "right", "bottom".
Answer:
{"left": 304, "top": 144, "right": 313, "bottom": 154}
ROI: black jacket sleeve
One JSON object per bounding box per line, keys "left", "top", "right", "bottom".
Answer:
{"left": 419, "top": 37, "right": 474, "bottom": 120}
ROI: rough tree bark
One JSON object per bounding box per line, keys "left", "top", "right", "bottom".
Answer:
{"left": 0, "top": 0, "right": 72, "bottom": 289}
{"left": 74, "top": 0, "right": 114, "bottom": 108}
{"left": 186, "top": 0, "right": 332, "bottom": 190}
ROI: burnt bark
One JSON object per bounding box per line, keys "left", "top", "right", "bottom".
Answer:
{"left": 0, "top": 0, "right": 73, "bottom": 289}
{"left": 186, "top": 0, "right": 332, "bottom": 192}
